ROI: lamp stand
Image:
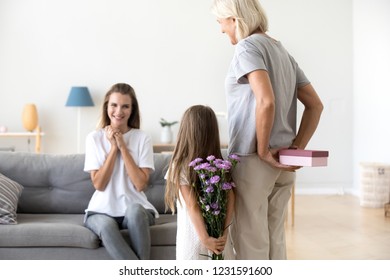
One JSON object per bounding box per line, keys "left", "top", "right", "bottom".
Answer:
{"left": 77, "top": 107, "right": 81, "bottom": 153}
{"left": 66, "top": 86, "right": 94, "bottom": 153}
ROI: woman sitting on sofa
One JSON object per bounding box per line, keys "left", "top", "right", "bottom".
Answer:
{"left": 83, "top": 83, "right": 158, "bottom": 260}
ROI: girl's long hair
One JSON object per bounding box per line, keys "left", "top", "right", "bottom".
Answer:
{"left": 164, "top": 105, "right": 222, "bottom": 213}
{"left": 98, "top": 83, "right": 141, "bottom": 129}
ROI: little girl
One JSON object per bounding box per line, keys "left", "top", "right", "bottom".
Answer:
{"left": 164, "top": 105, "right": 235, "bottom": 260}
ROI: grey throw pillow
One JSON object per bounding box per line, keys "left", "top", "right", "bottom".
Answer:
{"left": 0, "top": 173, "right": 24, "bottom": 224}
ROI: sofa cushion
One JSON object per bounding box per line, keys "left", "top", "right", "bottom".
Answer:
{"left": 0, "top": 213, "right": 177, "bottom": 249}
{"left": 118, "top": 214, "right": 177, "bottom": 246}
{"left": 0, "top": 152, "right": 174, "bottom": 215}
{"left": 0, "top": 172, "right": 24, "bottom": 224}
{"left": 145, "top": 153, "right": 171, "bottom": 213}
{"left": 149, "top": 214, "right": 177, "bottom": 246}
{"left": 0, "top": 152, "right": 95, "bottom": 214}
{"left": 0, "top": 214, "right": 100, "bottom": 249}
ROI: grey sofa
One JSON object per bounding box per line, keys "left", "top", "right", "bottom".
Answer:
{"left": 0, "top": 151, "right": 176, "bottom": 260}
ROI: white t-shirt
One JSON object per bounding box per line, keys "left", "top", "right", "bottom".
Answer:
{"left": 84, "top": 128, "right": 158, "bottom": 218}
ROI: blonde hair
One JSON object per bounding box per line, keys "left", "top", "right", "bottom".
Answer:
{"left": 211, "top": 0, "right": 268, "bottom": 41}
{"left": 164, "top": 105, "right": 222, "bottom": 213}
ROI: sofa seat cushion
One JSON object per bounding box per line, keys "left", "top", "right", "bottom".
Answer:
{"left": 117, "top": 214, "right": 176, "bottom": 246}
{"left": 149, "top": 214, "right": 177, "bottom": 246}
{"left": 0, "top": 213, "right": 177, "bottom": 249}
{"left": 0, "top": 214, "right": 100, "bottom": 249}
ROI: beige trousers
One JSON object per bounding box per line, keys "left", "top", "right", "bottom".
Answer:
{"left": 226, "top": 154, "right": 295, "bottom": 260}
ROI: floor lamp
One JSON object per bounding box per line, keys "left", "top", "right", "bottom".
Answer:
{"left": 65, "top": 86, "right": 94, "bottom": 153}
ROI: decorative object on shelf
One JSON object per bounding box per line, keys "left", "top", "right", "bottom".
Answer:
{"left": 159, "top": 118, "right": 178, "bottom": 144}
{"left": 65, "top": 86, "right": 94, "bottom": 153}
{"left": 22, "top": 103, "right": 38, "bottom": 132}
{"left": 0, "top": 125, "right": 7, "bottom": 133}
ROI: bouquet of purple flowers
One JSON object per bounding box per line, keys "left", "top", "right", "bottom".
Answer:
{"left": 189, "top": 154, "right": 240, "bottom": 260}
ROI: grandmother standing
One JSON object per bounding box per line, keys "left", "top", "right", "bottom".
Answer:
{"left": 211, "top": 0, "right": 323, "bottom": 259}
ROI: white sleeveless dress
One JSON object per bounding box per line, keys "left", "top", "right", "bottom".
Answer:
{"left": 176, "top": 189, "right": 209, "bottom": 260}
{"left": 167, "top": 169, "right": 234, "bottom": 260}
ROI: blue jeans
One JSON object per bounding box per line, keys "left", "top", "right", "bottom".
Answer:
{"left": 85, "top": 203, "right": 155, "bottom": 260}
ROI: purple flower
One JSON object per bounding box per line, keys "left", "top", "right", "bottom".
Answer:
{"left": 228, "top": 154, "right": 240, "bottom": 162}
{"left": 225, "top": 160, "right": 233, "bottom": 167}
{"left": 199, "top": 162, "right": 211, "bottom": 170}
{"left": 222, "top": 182, "right": 232, "bottom": 190}
{"left": 228, "top": 154, "right": 239, "bottom": 160}
{"left": 210, "top": 175, "right": 220, "bottom": 184}
{"left": 207, "top": 155, "right": 215, "bottom": 162}
{"left": 189, "top": 158, "right": 203, "bottom": 167}
{"left": 188, "top": 154, "right": 240, "bottom": 245}
{"left": 194, "top": 165, "right": 203, "bottom": 171}
{"left": 211, "top": 202, "right": 219, "bottom": 209}
{"left": 206, "top": 166, "right": 217, "bottom": 173}
{"left": 216, "top": 162, "right": 232, "bottom": 170}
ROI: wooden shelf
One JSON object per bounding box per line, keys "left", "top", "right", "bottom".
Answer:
{"left": 0, "top": 132, "right": 44, "bottom": 137}
{"left": 153, "top": 143, "right": 175, "bottom": 153}
{"left": 0, "top": 127, "right": 44, "bottom": 153}
{"left": 153, "top": 143, "right": 228, "bottom": 153}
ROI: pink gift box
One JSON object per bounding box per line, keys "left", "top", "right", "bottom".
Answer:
{"left": 279, "top": 149, "right": 329, "bottom": 167}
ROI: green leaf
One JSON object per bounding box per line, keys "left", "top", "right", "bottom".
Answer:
{"left": 159, "top": 118, "right": 178, "bottom": 127}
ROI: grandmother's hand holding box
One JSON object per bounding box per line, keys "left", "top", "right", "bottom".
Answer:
{"left": 279, "top": 149, "right": 329, "bottom": 167}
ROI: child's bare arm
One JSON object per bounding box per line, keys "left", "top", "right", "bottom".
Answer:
{"left": 180, "top": 184, "right": 225, "bottom": 255}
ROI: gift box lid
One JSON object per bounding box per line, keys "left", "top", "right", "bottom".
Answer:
{"left": 279, "top": 149, "right": 329, "bottom": 158}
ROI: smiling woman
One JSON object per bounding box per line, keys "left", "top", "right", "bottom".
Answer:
{"left": 83, "top": 83, "right": 157, "bottom": 260}
{"left": 106, "top": 93, "right": 132, "bottom": 133}
{"left": 98, "top": 84, "right": 141, "bottom": 132}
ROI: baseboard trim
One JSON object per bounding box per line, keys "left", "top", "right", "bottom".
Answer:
{"left": 295, "top": 182, "right": 358, "bottom": 196}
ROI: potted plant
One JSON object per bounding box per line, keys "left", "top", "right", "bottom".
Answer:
{"left": 159, "top": 118, "right": 178, "bottom": 144}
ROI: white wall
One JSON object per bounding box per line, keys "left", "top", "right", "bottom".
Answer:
{"left": 0, "top": 0, "right": 233, "bottom": 152}
{"left": 0, "top": 0, "right": 355, "bottom": 194}
{"left": 353, "top": 0, "right": 390, "bottom": 194}
{"left": 264, "top": 0, "right": 354, "bottom": 194}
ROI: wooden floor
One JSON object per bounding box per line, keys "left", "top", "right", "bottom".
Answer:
{"left": 285, "top": 195, "right": 390, "bottom": 260}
